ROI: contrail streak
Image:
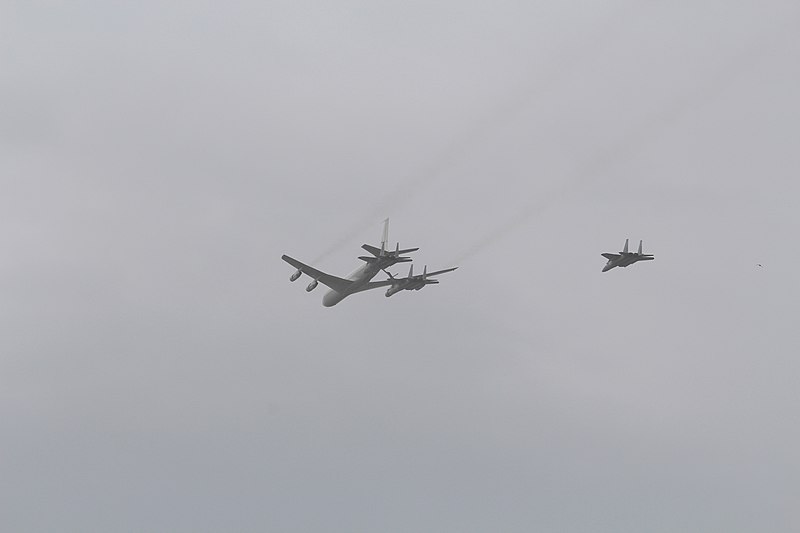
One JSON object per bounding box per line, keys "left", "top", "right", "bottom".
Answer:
{"left": 310, "top": 0, "right": 646, "bottom": 263}
{"left": 451, "top": 24, "right": 792, "bottom": 265}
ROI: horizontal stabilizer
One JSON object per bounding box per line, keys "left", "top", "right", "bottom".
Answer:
{"left": 361, "top": 243, "right": 419, "bottom": 257}
{"left": 361, "top": 244, "right": 383, "bottom": 257}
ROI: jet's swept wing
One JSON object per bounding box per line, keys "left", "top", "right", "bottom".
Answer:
{"left": 601, "top": 253, "right": 620, "bottom": 260}
{"left": 423, "top": 267, "right": 458, "bottom": 277}
{"left": 281, "top": 255, "right": 353, "bottom": 293}
{"left": 361, "top": 244, "right": 420, "bottom": 257}
{"left": 383, "top": 265, "right": 458, "bottom": 281}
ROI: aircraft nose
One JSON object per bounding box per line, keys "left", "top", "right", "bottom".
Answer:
{"left": 322, "top": 291, "right": 340, "bottom": 307}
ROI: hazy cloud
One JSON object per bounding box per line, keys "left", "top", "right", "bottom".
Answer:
{"left": 2, "top": 1, "right": 799, "bottom": 532}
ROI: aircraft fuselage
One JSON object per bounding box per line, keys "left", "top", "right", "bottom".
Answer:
{"left": 321, "top": 257, "right": 402, "bottom": 306}
{"left": 284, "top": 218, "right": 424, "bottom": 307}
{"left": 601, "top": 239, "right": 655, "bottom": 272}
{"left": 602, "top": 253, "right": 654, "bottom": 272}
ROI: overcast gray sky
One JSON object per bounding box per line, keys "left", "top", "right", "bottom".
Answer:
{"left": 2, "top": 1, "right": 800, "bottom": 532}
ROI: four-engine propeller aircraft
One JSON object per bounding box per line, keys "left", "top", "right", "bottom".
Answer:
{"left": 381, "top": 264, "right": 458, "bottom": 297}
{"left": 601, "top": 239, "right": 654, "bottom": 272}
{"left": 282, "top": 219, "right": 429, "bottom": 307}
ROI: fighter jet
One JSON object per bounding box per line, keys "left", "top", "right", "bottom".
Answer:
{"left": 354, "top": 218, "right": 419, "bottom": 268}
{"left": 282, "top": 219, "right": 420, "bottom": 306}
{"left": 382, "top": 264, "right": 458, "bottom": 297}
{"left": 601, "top": 239, "right": 654, "bottom": 272}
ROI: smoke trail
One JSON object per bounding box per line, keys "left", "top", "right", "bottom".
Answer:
{"left": 450, "top": 24, "right": 792, "bottom": 265}
{"left": 310, "top": 0, "right": 647, "bottom": 263}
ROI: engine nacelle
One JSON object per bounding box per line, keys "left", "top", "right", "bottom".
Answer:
{"left": 306, "top": 279, "right": 318, "bottom": 292}
{"left": 289, "top": 269, "right": 302, "bottom": 282}
{"left": 385, "top": 286, "right": 403, "bottom": 297}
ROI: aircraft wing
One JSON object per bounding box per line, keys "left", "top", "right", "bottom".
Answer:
{"left": 281, "top": 255, "right": 353, "bottom": 293}
{"left": 352, "top": 267, "right": 457, "bottom": 294}
{"left": 361, "top": 244, "right": 420, "bottom": 257}
{"left": 424, "top": 267, "right": 458, "bottom": 277}
{"left": 361, "top": 244, "right": 382, "bottom": 256}
{"left": 601, "top": 253, "right": 620, "bottom": 260}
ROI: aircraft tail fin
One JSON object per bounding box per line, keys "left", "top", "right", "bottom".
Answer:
{"left": 408, "top": 264, "right": 413, "bottom": 278}
{"left": 638, "top": 240, "right": 643, "bottom": 255}
{"left": 380, "top": 218, "right": 389, "bottom": 256}
{"left": 623, "top": 239, "right": 629, "bottom": 253}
